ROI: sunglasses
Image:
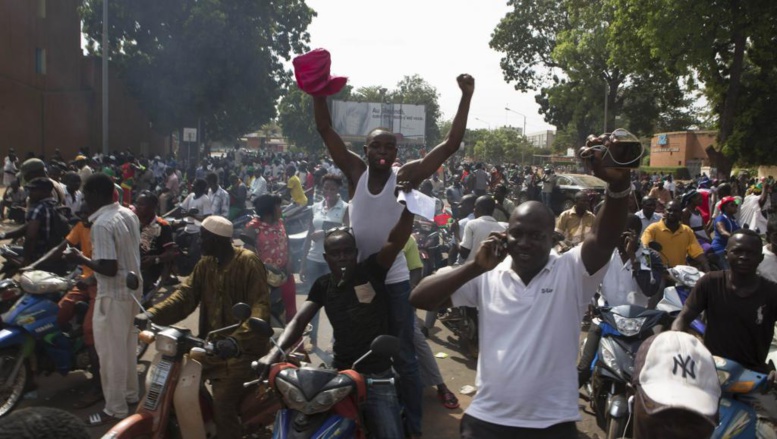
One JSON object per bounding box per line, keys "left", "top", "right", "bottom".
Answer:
{"left": 325, "top": 226, "right": 353, "bottom": 238}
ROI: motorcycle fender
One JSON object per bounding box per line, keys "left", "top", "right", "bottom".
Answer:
{"left": 173, "top": 357, "right": 206, "bottom": 439}
{"left": 608, "top": 394, "right": 629, "bottom": 419}
{"left": 0, "top": 327, "right": 32, "bottom": 351}
{"left": 101, "top": 413, "right": 155, "bottom": 439}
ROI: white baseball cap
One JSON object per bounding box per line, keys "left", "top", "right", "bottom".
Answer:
{"left": 633, "top": 331, "right": 721, "bottom": 426}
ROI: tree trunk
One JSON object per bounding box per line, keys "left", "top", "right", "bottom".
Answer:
{"left": 712, "top": 5, "right": 745, "bottom": 179}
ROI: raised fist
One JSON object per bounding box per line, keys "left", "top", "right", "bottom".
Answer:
{"left": 456, "top": 74, "right": 475, "bottom": 95}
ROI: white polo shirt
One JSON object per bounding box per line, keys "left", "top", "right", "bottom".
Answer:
{"left": 451, "top": 246, "right": 608, "bottom": 428}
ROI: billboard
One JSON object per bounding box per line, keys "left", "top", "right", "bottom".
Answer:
{"left": 331, "top": 101, "right": 426, "bottom": 140}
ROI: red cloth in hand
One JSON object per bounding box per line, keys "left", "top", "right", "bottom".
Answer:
{"left": 293, "top": 48, "right": 347, "bottom": 96}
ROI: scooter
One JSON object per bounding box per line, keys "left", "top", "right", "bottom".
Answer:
{"left": 656, "top": 265, "right": 706, "bottom": 336}
{"left": 584, "top": 304, "right": 666, "bottom": 439}
{"left": 104, "top": 300, "right": 308, "bottom": 439}
{"left": 0, "top": 269, "right": 86, "bottom": 417}
{"left": 249, "top": 319, "right": 400, "bottom": 439}
{"left": 712, "top": 356, "right": 777, "bottom": 438}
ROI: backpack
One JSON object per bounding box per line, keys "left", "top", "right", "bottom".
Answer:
{"left": 48, "top": 205, "right": 72, "bottom": 244}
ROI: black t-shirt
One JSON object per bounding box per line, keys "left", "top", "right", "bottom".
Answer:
{"left": 307, "top": 254, "right": 391, "bottom": 374}
{"left": 686, "top": 271, "right": 777, "bottom": 372}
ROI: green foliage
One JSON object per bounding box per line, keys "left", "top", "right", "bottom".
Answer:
{"left": 491, "top": 0, "right": 700, "bottom": 148}
{"left": 80, "top": 0, "right": 315, "bottom": 142}
{"left": 640, "top": 166, "right": 691, "bottom": 180}
{"left": 277, "top": 84, "right": 352, "bottom": 153}
{"left": 609, "top": 0, "right": 777, "bottom": 171}
{"left": 472, "top": 127, "right": 536, "bottom": 164}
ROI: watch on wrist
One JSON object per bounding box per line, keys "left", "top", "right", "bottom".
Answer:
{"left": 606, "top": 185, "right": 632, "bottom": 199}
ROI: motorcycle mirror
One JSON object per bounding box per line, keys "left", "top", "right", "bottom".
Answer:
{"left": 126, "top": 272, "right": 140, "bottom": 290}
{"left": 370, "top": 335, "right": 400, "bottom": 358}
{"left": 247, "top": 318, "right": 273, "bottom": 338}
{"left": 648, "top": 241, "right": 663, "bottom": 252}
{"left": 232, "top": 303, "right": 252, "bottom": 322}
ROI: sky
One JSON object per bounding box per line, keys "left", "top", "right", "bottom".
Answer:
{"left": 303, "top": 0, "right": 556, "bottom": 135}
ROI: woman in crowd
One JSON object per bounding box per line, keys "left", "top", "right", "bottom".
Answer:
{"left": 710, "top": 196, "right": 740, "bottom": 269}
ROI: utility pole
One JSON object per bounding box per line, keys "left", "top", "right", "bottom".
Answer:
{"left": 102, "top": 0, "right": 109, "bottom": 155}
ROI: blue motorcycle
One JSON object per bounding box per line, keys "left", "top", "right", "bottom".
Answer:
{"left": 0, "top": 270, "right": 86, "bottom": 417}
{"left": 713, "top": 356, "right": 776, "bottom": 438}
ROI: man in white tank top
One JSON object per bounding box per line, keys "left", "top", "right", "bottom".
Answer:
{"left": 312, "top": 74, "right": 474, "bottom": 438}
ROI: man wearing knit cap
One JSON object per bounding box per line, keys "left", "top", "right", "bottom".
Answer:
{"left": 139, "top": 215, "right": 271, "bottom": 439}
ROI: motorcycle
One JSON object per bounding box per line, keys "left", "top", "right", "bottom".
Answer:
{"left": 712, "top": 356, "right": 777, "bottom": 438}
{"left": 656, "top": 265, "right": 706, "bottom": 336}
{"left": 583, "top": 304, "right": 666, "bottom": 439}
{"left": 104, "top": 299, "right": 308, "bottom": 439}
{"left": 413, "top": 218, "right": 442, "bottom": 277}
{"left": 248, "top": 318, "right": 400, "bottom": 439}
{"left": 0, "top": 269, "right": 88, "bottom": 417}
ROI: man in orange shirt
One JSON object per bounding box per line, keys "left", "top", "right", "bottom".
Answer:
{"left": 23, "top": 206, "right": 102, "bottom": 408}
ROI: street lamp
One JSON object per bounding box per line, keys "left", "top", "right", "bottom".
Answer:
{"left": 504, "top": 107, "right": 527, "bottom": 137}
{"left": 474, "top": 117, "right": 491, "bottom": 130}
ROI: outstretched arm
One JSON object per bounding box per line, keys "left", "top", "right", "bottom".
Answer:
{"left": 313, "top": 97, "right": 366, "bottom": 189}
{"left": 398, "top": 75, "right": 474, "bottom": 187}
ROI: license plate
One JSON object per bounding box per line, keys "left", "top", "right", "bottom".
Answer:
{"left": 143, "top": 359, "right": 173, "bottom": 411}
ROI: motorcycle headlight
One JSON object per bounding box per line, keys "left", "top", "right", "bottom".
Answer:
{"left": 276, "top": 378, "right": 308, "bottom": 413}
{"left": 155, "top": 332, "right": 178, "bottom": 356}
{"left": 612, "top": 315, "right": 646, "bottom": 337}
{"left": 308, "top": 386, "right": 353, "bottom": 414}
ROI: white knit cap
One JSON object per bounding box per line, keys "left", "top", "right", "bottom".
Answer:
{"left": 201, "top": 216, "right": 233, "bottom": 238}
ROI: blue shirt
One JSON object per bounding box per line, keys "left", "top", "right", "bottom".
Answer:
{"left": 711, "top": 213, "right": 740, "bottom": 253}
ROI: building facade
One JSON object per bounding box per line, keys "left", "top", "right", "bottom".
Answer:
{"left": 0, "top": 0, "right": 165, "bottom": 161}
{"left": 649, "top": 130, "right": 714, "bottom": 175}
{"left": 526, "top": 130, "right": 556, "bottom": 150}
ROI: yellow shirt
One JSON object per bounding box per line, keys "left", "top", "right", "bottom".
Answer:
{"left": 556, "top": 208, "right": 596, "bottom": 245}
{"left": 67, "top": 222, "right": 94, "bottom": 278}
{"left": 403, "top": 236, "right": 423, "bottom": 271}
{"left": 641, "top": 220, "right": 704, "bottom": 267}
{"left": 288, "top": 175, "right": 308, "bottom": 206}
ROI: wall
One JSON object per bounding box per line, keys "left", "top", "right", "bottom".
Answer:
{"left": 649, "top": 131, "right": 716, "bottom": 168}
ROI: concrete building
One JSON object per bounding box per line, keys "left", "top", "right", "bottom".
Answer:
{"left": 526, "top": 130, "right": 556, "bottom": 149}
{"left": 649, "top": 130, "right": 714, "bottom": 176}
{"left": 0, "top": 0, "right": 165, "bottom": 161}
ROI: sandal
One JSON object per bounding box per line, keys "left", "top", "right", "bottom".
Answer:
{"left": 438, "top": 389, "right": 460, "bottom": 409}
{"left": 85, "top": 410, "right": 123, "bottom": 427}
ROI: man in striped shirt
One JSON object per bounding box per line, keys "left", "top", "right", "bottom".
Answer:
{"left": 67, "top": 173, "right": 142, "bottom": 426}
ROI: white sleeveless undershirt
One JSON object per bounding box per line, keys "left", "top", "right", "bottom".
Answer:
{"left": 349, "top": 167, "right": 409, "bottom": 284}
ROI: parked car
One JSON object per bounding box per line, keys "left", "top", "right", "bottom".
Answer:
{"left": 517, "top": 173, "right": 606, "bottom": 215}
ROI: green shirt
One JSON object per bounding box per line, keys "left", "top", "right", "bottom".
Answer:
{"left": 149, "top": 247, "right": 271, "bottom": 376}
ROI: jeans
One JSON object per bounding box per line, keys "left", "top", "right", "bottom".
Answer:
{"left": 302, "top": 259, "right": 330, "bottom": 345}
{"left": 362, "top": 370, "right": 404, "bottom": 439}
{"left": 385, "top": 280, "right": 423, "bottom": 435}
{"left": 460, "top": 414, "right": 577, "bottom": 439}
{"left": 414, "top": 317, "right": 443, "bottom": 387}
{"left": 541, "top": 191, "right": 553, "bottom": 208}
{"left": 577, "top": 324, "right": 602, "bottom": 388}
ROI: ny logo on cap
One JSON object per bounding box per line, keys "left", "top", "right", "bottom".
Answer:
{"left": 672, "top": 354, "right": 696, "bottom": 379}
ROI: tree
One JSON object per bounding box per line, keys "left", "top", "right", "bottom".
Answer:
{"left": 472, "top": 127, "right": 536, "bottom": 164}
{"left": 390, "top": 75, "right": 443, "bottom": 147}
{"left": 610, "top": 0, "right": 777, "bottom": 173}
{"left": 277, "top": 84, "right": 352, "bottom": 153}
{"left": 80, "top": 0, "right": 315, "bottom": 142}
{"left": 491, "top": 0, "right": 699, "bottom": 147}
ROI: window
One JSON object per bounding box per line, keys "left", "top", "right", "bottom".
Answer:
{"left": 35, "top": 48, "right": 46, "bottom": 74}
{"left": 38, "top": 0, "right": 46, "bottom": 18}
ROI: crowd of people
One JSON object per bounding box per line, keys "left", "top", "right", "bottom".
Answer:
{"left": 3, "top": 75, "right": 777, "bottom": 438}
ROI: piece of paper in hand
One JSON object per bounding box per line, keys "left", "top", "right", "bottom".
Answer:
{"left": 397, "top": 190, "right": 436, "bottom": 221}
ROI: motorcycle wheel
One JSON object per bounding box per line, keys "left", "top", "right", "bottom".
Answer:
{"left": 605, "top": 416, "right": 627, "bottom": 439}
{"left": 459, "top": 312, "right": 479, "bottom": 360}
{"left": 0, "top": 349, "right": 29, "bottom": 417}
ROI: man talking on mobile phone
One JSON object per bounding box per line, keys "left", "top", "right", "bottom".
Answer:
{"left": 410, "top": 135, "right": 632, "bottom": 438}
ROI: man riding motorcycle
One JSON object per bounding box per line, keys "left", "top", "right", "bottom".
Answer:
{"left": 136, "top": 216, "right": 270, "bottom": 439}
